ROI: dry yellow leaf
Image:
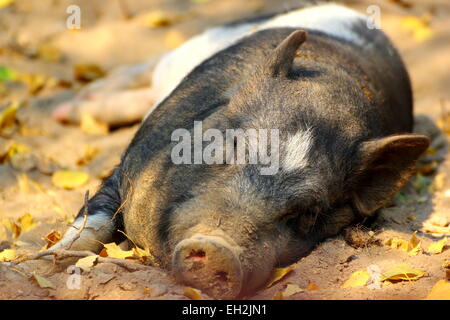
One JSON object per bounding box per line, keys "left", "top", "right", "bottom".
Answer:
{"left": 18, "top": 212, "right": 37, "bottom": 232}
{"left": 141, "top": 10, "right": 172, "bottom": 28}
{"left": 385, "top": 237, "right": 408, "bottom": 251}
{"left": 75, "top": 255, "right": 98, "bottom": 272}
{"left": 380, "top": 264, "right": 425, "bottom": 282}
{"left": 77, "top": 145, "right": 100, "bottom": 166}
{"left": 282, "top": 283, "right": 303, "bottom": 297}
{"left": 342, "top": 269, "right": 371, "bottom": 288}
{"left": 1, "top": 218, "right": 21, "bottom": 239}
{"left": 401, "top": 15, "right": 434, "bottom": 42}
{"left": 7, "top": 141, "right": 31, "bottom": 159}
{"left": 40, "top": 230, "right": 62, "bottom": 250}
{"left": 37, "top": 43, "right": 61, "bottom": 62}
{"left": 443, "top": 260, "right": 450, "bottom": 269}
{"left": 427, "top": 237, "right": 448, "bottom": 254}
{"left": 74, "top": 63, "right": 105, "bottom": 82}
{"left": 80, "top": 113, "right": 109, "bottom": 135}
{"left": 306, "top": 281, "right": 320, "bottom": 291}
{"left": 408, "top": 231, "right": 422, "bottom": 256}
{"left": 18, "top": 73, "right": 48, "bottom": 95}
{"left": 0, "top": 249, "right": 16, "bottom": 262}
{"left": 0, "top": 102, "right": 19, "bottom": 131}
{"left": 51, "top": 170, "right": 89, "bottom": 189}
{"left": 32, "top": 273, "right": 55, "bottom": 289}
{"left": 183, "top": 287, "right": 202, "bottom": 300}
{"left": 266, "top": 266, "right": 294, "bottom": 288}
{"left": 272, "top": 290, "right": 283, "bottom": 300}
{"left": 424, "top": 280, "right": 450, "bottom": 300}
{"left": 385, "top": 231, "right": 422, "bottom": 255}
{"left": 0, "top": 0, "right": 15, "bottom": 9}
{"left": 102, "top": 242, "right": 134, "bottom": 259}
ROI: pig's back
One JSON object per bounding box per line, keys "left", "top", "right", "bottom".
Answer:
{"left": 148, "top": 3, "right": 400, "bottom": 117}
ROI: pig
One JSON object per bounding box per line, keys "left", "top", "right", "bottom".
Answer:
{"left": 53, "top": 2, "right": 430, "bottom": 299}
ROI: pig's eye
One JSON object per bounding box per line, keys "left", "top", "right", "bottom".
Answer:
{"left": 277, "top": 207, "right": 300, "bottom": 222}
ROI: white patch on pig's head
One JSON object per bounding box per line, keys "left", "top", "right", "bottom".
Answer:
{"left": 281, "top": 129, "right": 313, "bottom": 172}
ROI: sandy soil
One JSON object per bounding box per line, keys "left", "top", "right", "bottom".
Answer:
{"left": 0, "top": 0, "right": 449, "bottom": 300}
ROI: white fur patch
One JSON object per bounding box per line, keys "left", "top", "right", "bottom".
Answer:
{"left": 282, "top": 130, "right": 313, "bottom": 172}
{"left": 52, "top": 212, "right": 114, "bottom": 252}
{"left": 145, "top": 4, "right": 367, "bottom": 119}
{"left": 257, "top": 4, "right": 366, "bottom": 45}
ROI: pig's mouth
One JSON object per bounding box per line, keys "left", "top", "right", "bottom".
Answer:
{"left": 172, "top": 234, "right": 245, "bottom": 299}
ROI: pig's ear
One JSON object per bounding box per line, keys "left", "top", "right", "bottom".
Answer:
{"left": 264, "top": 30, "right": 307, "bottom": 77}
{"left": 351, "top": 134, "right": 430, "bottom": 216}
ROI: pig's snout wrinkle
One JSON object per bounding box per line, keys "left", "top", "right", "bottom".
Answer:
{"left": 172, "top": 235, "right": 243, "bottom": 299}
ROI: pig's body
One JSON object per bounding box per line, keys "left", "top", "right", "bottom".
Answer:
{"left": 55, "top": 3, "right": 429, "bottom": 298}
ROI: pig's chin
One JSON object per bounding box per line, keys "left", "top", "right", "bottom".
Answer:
{"left": 170, "top": 232, "right": 275, "bottom": 299}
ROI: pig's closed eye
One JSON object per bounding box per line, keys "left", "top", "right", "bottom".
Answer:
{"left": 277, "top": 207, "right": 300, "bottom": 222}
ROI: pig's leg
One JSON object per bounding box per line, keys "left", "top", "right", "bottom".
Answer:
{"left": 52, "top": 171, "right": 123, "bottom": 253}
{"left": 53, "top": 88, "right": 157, "bottom": 127}
{"left": 52, "top": 60, "right": 157, "bottom": 126}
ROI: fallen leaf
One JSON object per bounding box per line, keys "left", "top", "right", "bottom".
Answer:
{"left": 306, "top": 281, "right": 320, "bottom": 291}
{"left": 32, "top": 273, "right": 55, "bottom": 289}
{"left": 401, "top": 14, "right": 434, "bottom": 42}
{"left": 37, "top": 42, "right": 61, "bottom": 62}
{"left": 41, "top": 230, "right": 62, "bottom": 250}
{"left": 183, "top": 287, "right": 202, "bottom": 300}
{"left": 385, "top": 237, "right": 408, "bottom": 251}
{"left": 18, "top": 213, "right": 37, "bottom": 232}
{"left": 76, "top": 145, "right": 100, "bottom": 166}
{"left": 380, "top": 264, "right": 425, "bottom": 282}
{"left": 75, "top": 255, "right": 98, "bottom": 272}
{"left": 0, "top": 101, "right": 19, "bottom": 131}
{"left": 408, "top": 231, "right": 422, "bottom": 256}
{"left": 385, "top": 231, "right": 422, "bottom": 255}
{"left": 0, "top": 248, "right": 16, "bottom": 261}
{"left": 282, "top": 283, "right": 303, "bottom": 297}
{"left": 429, "top": 216, "right": 449, "bottom": 227}
{"left": 102, "top": 242, "right": 134, "bottom": 259}
{"left": 427, "top": 237, "right": 448, "bottom": 254}
{"left": 17, "top": 73, "right": 48, "bottom": 95}
{"left": 342, "top": 269, "right": 371, "bottom": 288}
{"left": 131, "top": 246, "right": 155, "bottom": 264}
{"left": 80, "top": 113, "right": 109, "bottom": 135}
{"left": 272, "top": 290, "right": 283, "bottom": 300}
{"left": 74, "top": 63, "right": 105, "bottom": 83}
{"left": 51, "top": 170, "right": 89, "bottom": 189}
{"left": 424, "top": 280, "right": 450, "bottom": 300}
{"left": 0, "top": 0, "right": 15, "bottom": 9}
{"left": 266, "top": 266, "right": 294, "bottom": 288}
{"left": 443, "top": 260, "right": 450, "bottom": 269}
{"left": 1, "top": 218, "right": 21, "bottom": 239}
{"left": 140, "top": 10, "right": 172, "bottom": 28}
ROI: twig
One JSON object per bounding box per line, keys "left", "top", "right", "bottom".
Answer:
{"left": 66, "top": 190, "right": 89, "bottom": 250}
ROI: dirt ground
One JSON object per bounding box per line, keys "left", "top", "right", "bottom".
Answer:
{"left": 0, "top": 0, "right": 449, "bottom": 300}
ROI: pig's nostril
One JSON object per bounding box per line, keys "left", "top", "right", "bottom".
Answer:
{"left": 173, "top": 235, "right": 243, "bottom": 299}
{"left": 186, "top": 249, "right": 206, "bottom": 261}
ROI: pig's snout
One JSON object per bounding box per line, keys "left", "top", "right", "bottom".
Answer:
{"left": 172, "top": 235, "right": 243, "bottom": 299}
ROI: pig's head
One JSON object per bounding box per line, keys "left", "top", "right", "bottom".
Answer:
{"left": 126, "top": 31, "right": 430, "bottom": 299}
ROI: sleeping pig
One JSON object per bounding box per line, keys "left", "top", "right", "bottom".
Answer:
{"left": 52, "top": 2, "right": 430, "bottom": 299}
